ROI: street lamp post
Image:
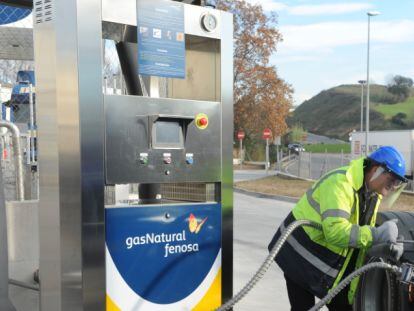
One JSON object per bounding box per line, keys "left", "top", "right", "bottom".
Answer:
{"left": 358, "top": 80, "right": 366, "bottom": 132}
{"left": 365, "top": 11, "right": 380, "bottom": 156}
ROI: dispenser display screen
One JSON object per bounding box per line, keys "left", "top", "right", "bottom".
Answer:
{"left": 153, "top": 120, "right": 184, "bottom": 148}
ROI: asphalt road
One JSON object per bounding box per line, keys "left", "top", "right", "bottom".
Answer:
{"left": 233, "top": 192, "right": 292, "bottom": 310}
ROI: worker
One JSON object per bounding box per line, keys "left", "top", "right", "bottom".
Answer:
{"left": 269, "top": 146, "right": 407, "bottom": 310}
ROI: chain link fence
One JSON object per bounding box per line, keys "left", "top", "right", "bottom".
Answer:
{"left": 284, "top": 150, "right": 351, "bottom": 181}
{"left": 284, "top": 150, "right": 414, "bottom": 193}
{"left": 103, "top": 40, "right": 125, "bottom": 95}
{"left": 0, "top": 12, "right": 36, "bottom": 201}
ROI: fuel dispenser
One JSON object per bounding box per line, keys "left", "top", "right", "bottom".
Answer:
{"left": 33, "top": 0, "right": 233, "bottom": 310}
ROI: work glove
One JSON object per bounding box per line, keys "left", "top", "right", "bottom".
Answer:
{"left": 391, "top": 242, "right": 404, "bottom": 261}
{"left": 371, "top": 219, "right": 398, "bottom": 246}
{"left": 368, "top": 241, "right": 404, "bottom": 262}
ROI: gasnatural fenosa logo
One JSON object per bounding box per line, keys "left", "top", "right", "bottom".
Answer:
{"left": 125, "top": 213, "right": 208, "bottom": 258}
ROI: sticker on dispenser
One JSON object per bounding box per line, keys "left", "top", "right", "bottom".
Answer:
{"left": 105, "top": 203, "right": 222, "bottom": 309}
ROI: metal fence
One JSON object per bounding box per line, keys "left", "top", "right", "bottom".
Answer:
{"left": 283, "top": 150, "right": 414, "bottom": 192}
{"left": 283, "top": 150, "right": 351, "bottom": 180}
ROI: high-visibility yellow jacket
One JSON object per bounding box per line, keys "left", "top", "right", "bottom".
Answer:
{"left": 269, "top": 157, "right": 381, "bottom": 304}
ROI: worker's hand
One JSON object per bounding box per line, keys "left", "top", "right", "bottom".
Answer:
{"left": 371, "top": 219, "right": 398, "bottom": 245}
{"left": 368, "top": 241, "right": 404, "bottom": 261}
{"left": 390, "top": 242, "right": 404, "bottom": 261}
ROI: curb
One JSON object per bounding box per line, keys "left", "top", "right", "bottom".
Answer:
{"left": 234, "top": 187, "right": 299, "bottom": 204}
{"left": 275, "top": 170, "right": 315, "bottom": 182}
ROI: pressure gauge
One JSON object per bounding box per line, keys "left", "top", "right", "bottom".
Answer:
{"left": 201, "top": 12, "right": 217, "bottom": 32}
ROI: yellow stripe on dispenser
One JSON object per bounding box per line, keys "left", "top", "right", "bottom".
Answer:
{"left": 106, "top": 295, "right": 121, "bottom": 311}
{"left": 192, "top": 269, "right": 222, "bottom": 311}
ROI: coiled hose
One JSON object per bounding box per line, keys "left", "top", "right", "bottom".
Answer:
{"left": 216, "top": 220, "right": 403, "bottom": 311}
{"left": 309, "top": 262, "right": 401, "bottom": 311}
{"left": 216, "top": 220, "right": 322, "bottom": 311}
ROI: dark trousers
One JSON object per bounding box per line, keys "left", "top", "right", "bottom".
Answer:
{"left": 284, "top": 274, "right": 352, "bottom": 311}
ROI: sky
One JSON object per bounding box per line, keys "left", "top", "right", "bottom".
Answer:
{"left": 246, "top": 0, "right": 414, "bottom": 106}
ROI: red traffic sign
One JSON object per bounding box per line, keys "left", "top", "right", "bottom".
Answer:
{"left": 237, "top": 130, "right": 245, "bottom": 140}
{"left": 262, "top": 128, "right": 272, "bottom": 139}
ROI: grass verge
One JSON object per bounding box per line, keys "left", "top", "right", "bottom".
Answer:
{"left": 235, "top": 175, "right": 414, "bottom": 212}
{"left": 304, "top": 144, "right": 351, "bottom": 154}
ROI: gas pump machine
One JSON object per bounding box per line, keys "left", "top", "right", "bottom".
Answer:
{"left": 33, "top": 0, "right": 233, "bottom": 310}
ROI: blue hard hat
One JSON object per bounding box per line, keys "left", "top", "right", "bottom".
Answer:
{"left": 368, "top": 146, "right": 407, "bottom": 181}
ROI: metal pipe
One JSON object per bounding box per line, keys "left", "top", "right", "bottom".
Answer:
{"left": 361, "top": 83, "right": 364, "bottom": 131}
{"left": 29, "top": 84, "right": 35, "bottom": 164}
{"left": 0, "top": 156, "right": 16, "bottom": 310}
{"left": 365, "top": 15, "right": 371, "bottom": 156}
{"left": 265, "top": 138, "right": 269, "bottom": 174}
{"left": 365, "top": 12, "right": 380, "bottom": 156}
{"left": 0, "top": 121, "right": 24, "bottom": 201}
{"left": 239, "top": 139, "right": 243, "bottom": 170}
{"left": 358, "top": 80, "right": 366, "bottom": 132}
{"left": 25, "top": 135, "right": 30, "bottom": 165}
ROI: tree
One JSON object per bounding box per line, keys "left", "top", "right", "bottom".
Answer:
{"left": 391, "top": 112, "right": 407, "bottom": 126}
{"left": 387, "top": 75, "right": 413, "bottom": 102}
{"left": 288, "top": 124, "right": 307, "bottom": 144}
{"left": 216, "top": 0, "right": 293, "bottom": 143}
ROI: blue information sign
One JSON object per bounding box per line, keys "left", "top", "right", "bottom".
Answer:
{"left": 137, "top": 0, "right": 186, "bottom": 79}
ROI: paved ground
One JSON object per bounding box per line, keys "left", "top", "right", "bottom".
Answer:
{"left": 233, "top": 192, "right": 293, "bottom": 310}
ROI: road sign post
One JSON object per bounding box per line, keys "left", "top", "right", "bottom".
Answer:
{"left": 237, "top": 131, "right": 245, "bottom": 169}
{"left": 276, "top": 144, "right": 279, "bottom": 172}
{"left": 266, "top": 138, "right": 269, "bottom": 174}
{"left": 262, "top": 128, "right": 272, "bottom": 174}
{"left": 274, "top": 136, "right": 281, "bottom": 172}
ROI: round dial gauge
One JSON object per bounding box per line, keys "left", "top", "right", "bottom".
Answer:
{"left": 201, "top": 13, "right": 217, "bottom": 32}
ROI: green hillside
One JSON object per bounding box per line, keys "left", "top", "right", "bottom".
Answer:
{"left": 375, "top": 97, "right": 414, "bottom": 120}
{"left": 290, "top": 84, "right": 414, "bottom": 140}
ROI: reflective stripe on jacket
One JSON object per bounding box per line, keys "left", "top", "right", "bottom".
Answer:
{"left": 269, "top": 157, "right": 381, "bottom": 303}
